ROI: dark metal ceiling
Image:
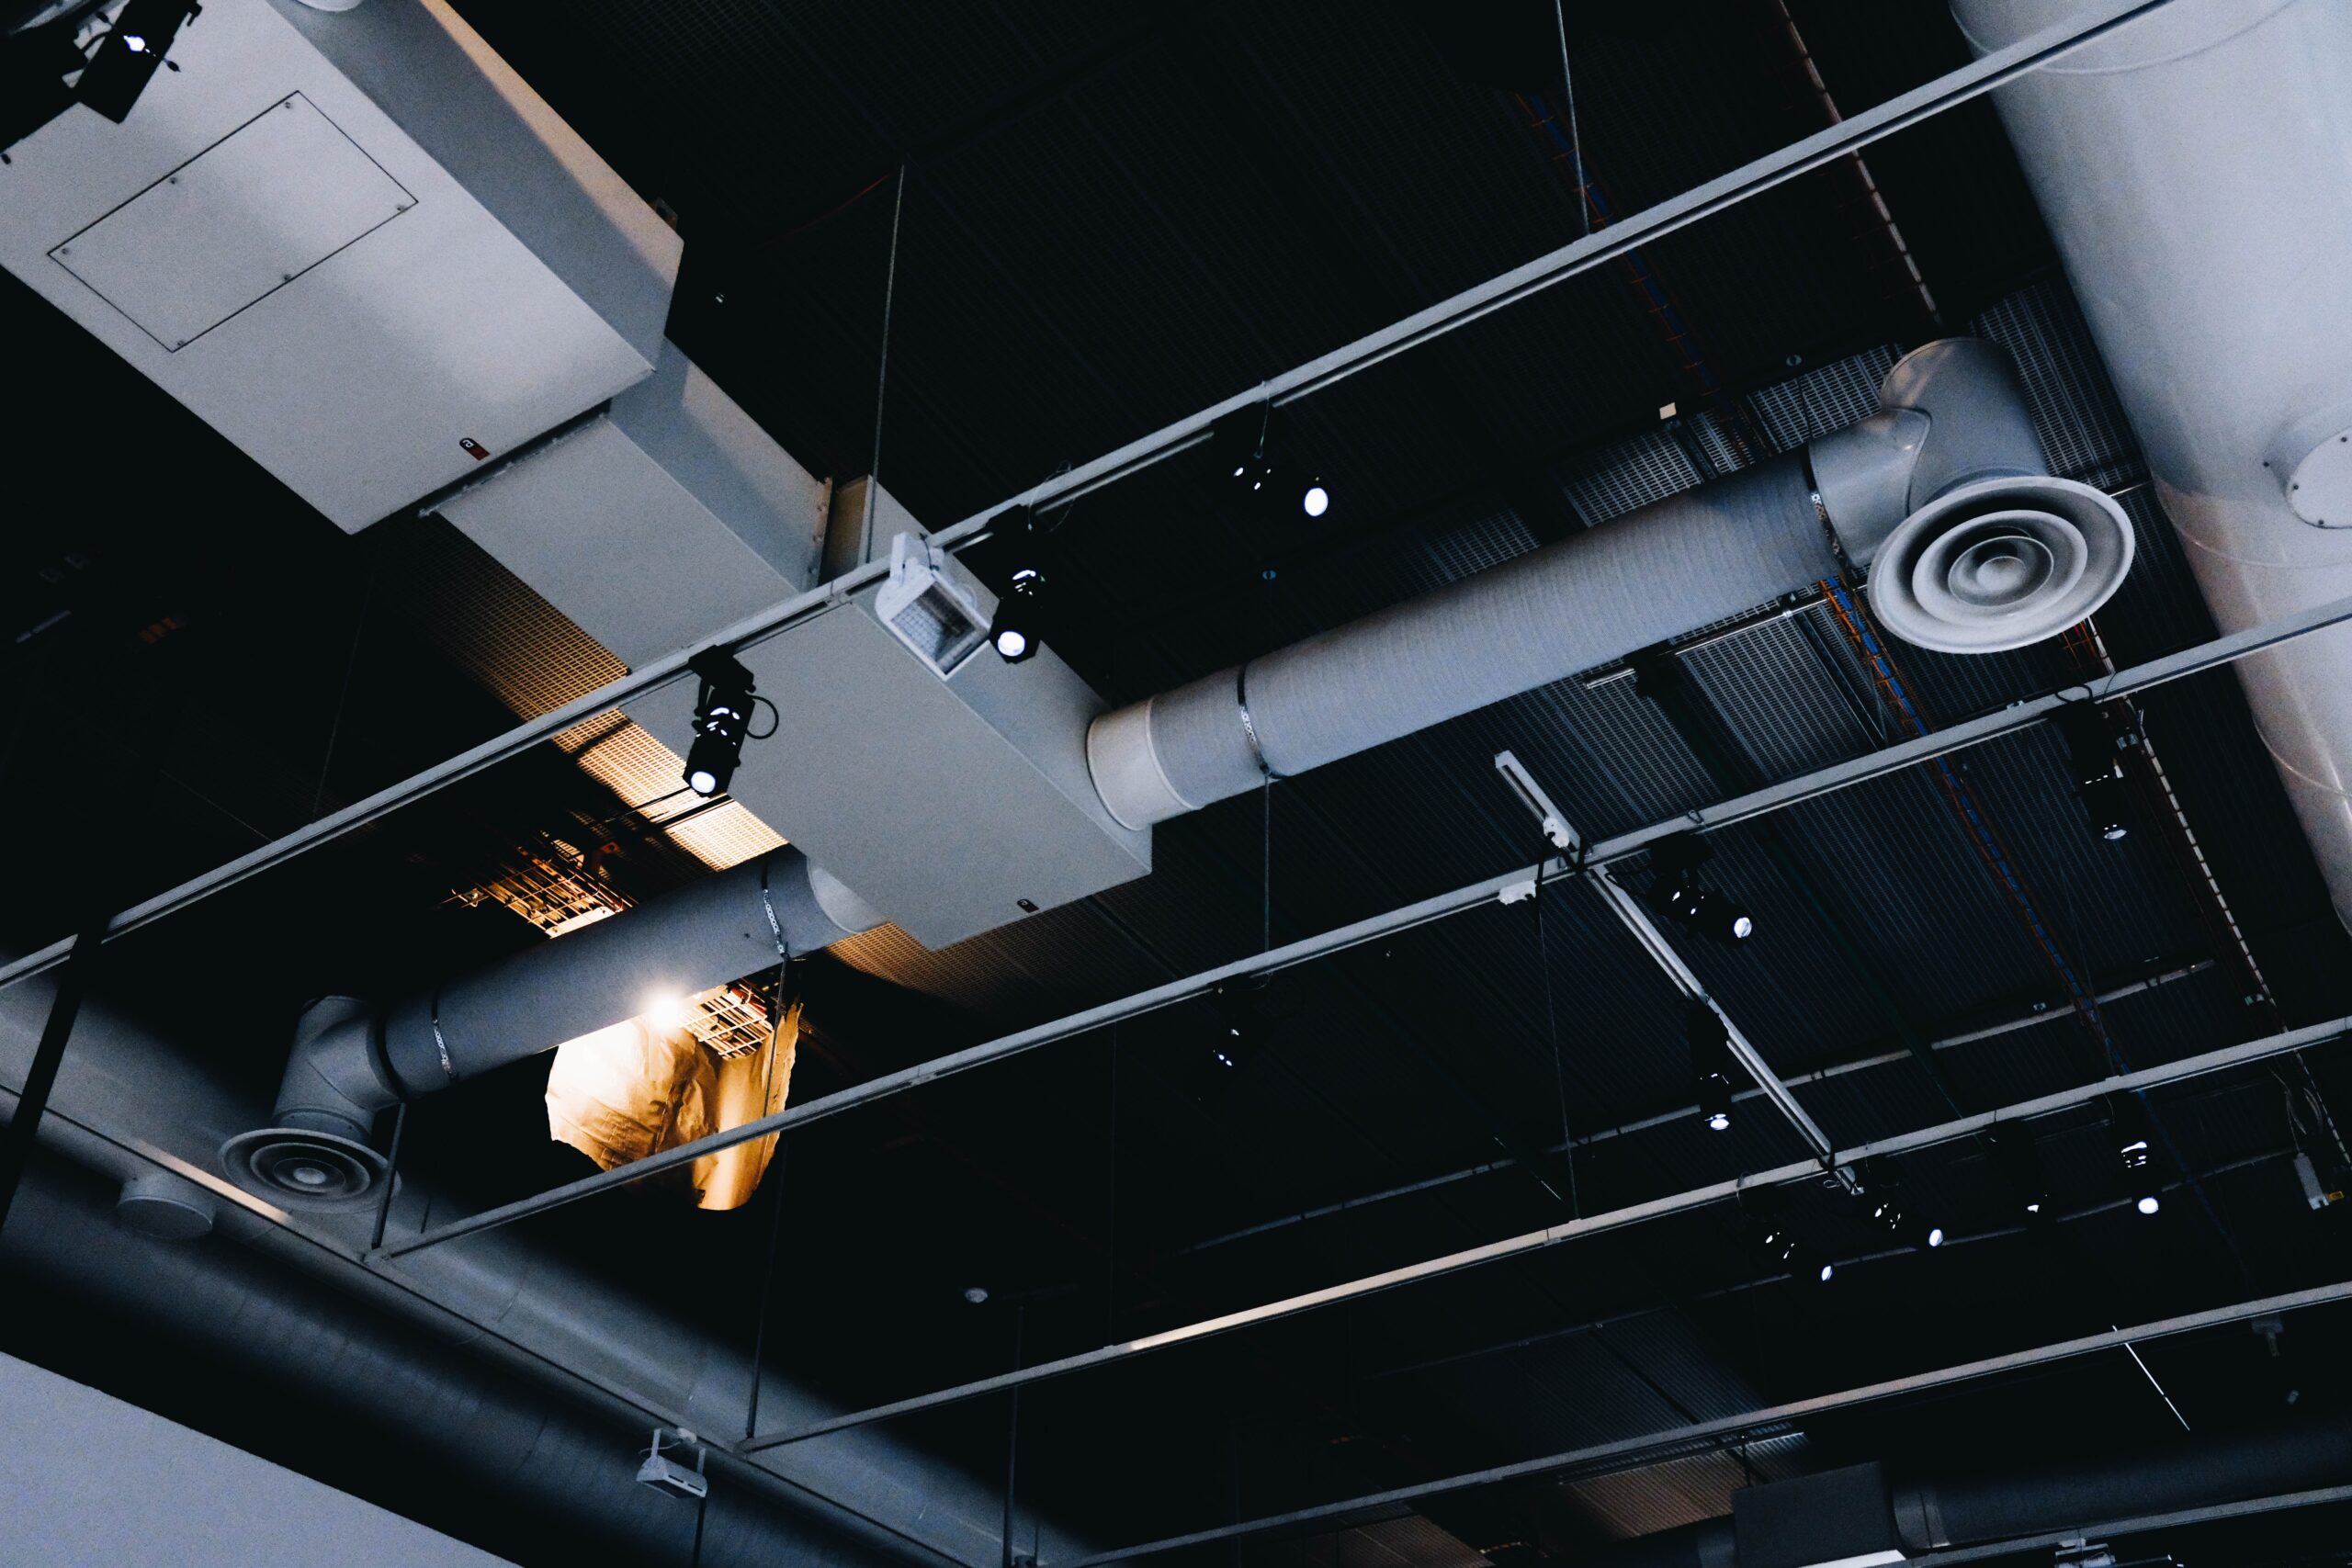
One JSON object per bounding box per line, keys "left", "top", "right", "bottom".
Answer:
{"left": 6, "top": 2, "right": 2352, "bottom": 1567}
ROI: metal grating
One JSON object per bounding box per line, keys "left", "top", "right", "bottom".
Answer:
{"left": 1559, "top": 429, "right": 1705, "bottom": 524}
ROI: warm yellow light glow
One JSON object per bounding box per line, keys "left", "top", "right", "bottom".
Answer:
{"left": 643, "top": 991, "right": 690, "bottom": 1032}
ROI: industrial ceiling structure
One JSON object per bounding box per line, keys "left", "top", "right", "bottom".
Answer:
{"left": 5, "top": 1, "right": 2352, "bottom": 1566}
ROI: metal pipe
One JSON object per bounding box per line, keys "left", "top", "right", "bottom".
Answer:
{"left": 1087, "top": 342, "right": 2132, "bottom": 829}
{"left": 0, "top": 966, "right": 1036, "bottom": 1568}
{"left": 1170, "top": 959, "right": 2213, "bottom": 1259}
{"left": 0, "top": 1158, "right": 951, "bottom": 1568}
{"left": 0, "top": 0, "right": 2179, "bottom": 1002}
{"left": 737, "top": 1017, "right": 2349, "bottom": 1452}
{"left": 1061, "top": 1280, "right": 2352, "bottom": 1564}
{"left": 377, "top": 586, "right": 2352, "bottom": 1260}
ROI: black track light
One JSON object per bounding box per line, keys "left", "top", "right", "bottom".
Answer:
{"left": 989, "top": 567, "right": 1045, "bottom": 663}
{"left": 2058, "top": 703, "right": 2138, "bottom": 843}
{"left": 1868, "top": 1195, "right": 1944, "bottom": 1251}
{"left": 1687, "top": 1002, "right": 1736, "bottom": 1134}
{"left": 1744, "top": 1189, "right": 1833, "bottom": 1283}
{"left": 1216, "top": 407, "right": 1333, "bottom": 522}
{"left": 2111, "top": 1095, "right": 2164, "bottom": 1216}
{"left": 1986, "top": 1122, "right": 2051, "bottom": 1222}
{"left": 76, "top": 0, "right": 201, "bottom": 125}
{"left": 1650, "top": 834, "right": 1756, "bottom": 945}
{"left": 981, "top": 506, "right": 1052, "bottom": 664}
{"left": 1204, "top": 977, "right": 1271, "bottom": 1080}
{"left": 682, "top": 648, "right": 767, "bottom": 798}
{"left": 1850, "top": 1168, "right": 1942, "bottom": 1251}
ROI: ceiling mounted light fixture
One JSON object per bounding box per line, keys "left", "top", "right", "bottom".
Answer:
{"left": 1649, "top": 833, "right": 1755, "bottom": 945}
{"left": 2057, "top": 702, "right": 2138, "bottom": 843}
{"left": 1987, "top": 1121, "right": 2051, "bottom": 1221}
{"left": 2112, "top": 1095, "right": 2164, "bottom": 1216}
{"left": 681, "top": 647, "right": 771, "bottom": 798}
{"left": 1216, "top": 405, "right": 1333, "bottom": 522}
{"left": 75, "top": 0, "right": 201, "bottom": 125}
{"left": 1687, "top": 1002, "right": 1736, "bottom": 1133}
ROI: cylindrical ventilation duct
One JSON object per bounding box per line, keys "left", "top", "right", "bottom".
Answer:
{"left": 1574, "top": 1416, "right": 2352, "bottom": 1568}
{"left": 1087, "top": 338, "right": 2132, "bottom": 829}
{"left": 223, "top": 845, "right": 882, "bottom": 1210}
{"left": 0, "top": 958, "right": 1039, "bottom": 1568}
{"left": 1951, "top": 0, "right": 2352, "bottom": 933}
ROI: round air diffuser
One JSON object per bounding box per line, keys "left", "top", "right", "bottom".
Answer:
{"left": 220, "top": 1126, "right": 388, "bottom": 1211}
{"left": 1866, "top": 476, "right": 2134, "bottom": 653}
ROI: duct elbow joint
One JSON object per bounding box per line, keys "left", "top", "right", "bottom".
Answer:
{"left": 1814, "top": 338, "right": 2135, "bottom": 653}
{"left": 274, "top": 996, "right": 400, "bottom": 1142}
{"left": 220, "top": 996, "right": 399, "bottom": 1211}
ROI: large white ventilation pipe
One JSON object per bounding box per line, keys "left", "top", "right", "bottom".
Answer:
{"left": 1951, "top": 0, "right": 2352, "bottom": 932}
{"left": 1087, "top": 338, "right": 2134, "bottom": 829}
{"left": 224, "top": 846, "right": 883, "bottom": 1210}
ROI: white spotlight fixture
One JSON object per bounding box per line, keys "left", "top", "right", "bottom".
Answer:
{"left": 1302, "top": 479, "right": 1331, "bottom": 518}
{"left": 2136, "top": 1193, "right": 2162, "bottom": 1216}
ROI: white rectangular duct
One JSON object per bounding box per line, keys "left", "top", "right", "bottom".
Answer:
{"left": 438, "top": 338, "right": 831, "bottom": 667}
{"left": 627, "top": 558, "right": 1154, "bottom": 949}
{"left": 1951, "top": 0, "right": 2352, "bottom": 934}
{"left": 0, "top": 0, "right": 680, "bottom": 529}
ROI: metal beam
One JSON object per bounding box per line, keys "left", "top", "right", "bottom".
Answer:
{"left": 731, "top": 1017, "right": 2349, "bottom": 1452}
{"left": 1914, "top": 1485, "right": 2352, "bottom": 1567}
{"left": 0, "top": 0, "right": 2180, "bottom": 1001}
{"left": 1586, "top": 858, "right": 1839, "bottom": 1159}
{"left": 1171, "top": 957, "right": 2215, "bottom": 1258}
{"left": 1062, "top": 1280, "right": 2352, "bottom": 1565}
{"left": 371, "top": 589, "right": 2352, "bottom": 1260}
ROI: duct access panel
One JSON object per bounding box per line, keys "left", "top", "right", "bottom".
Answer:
{"left": 628, "top": 555, "right": 1151, "bottom": 950}
{"left": 0, "top": 0, "right": 678, "bottom": 530}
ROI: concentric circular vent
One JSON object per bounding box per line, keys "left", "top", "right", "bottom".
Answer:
{"left": 220, "top": 1127, "right": 388, "bottom": 1211}
{"left": 1867, "top": 476, "right": 2134, "bottom": 653}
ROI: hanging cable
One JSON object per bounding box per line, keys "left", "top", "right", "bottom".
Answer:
{"left": 862, "top": 164, "right": 909, "bottom": 546}
{"left": 1552, "top": 0, "right": 1589, "bottom": 240}
{"left": 1531, "top": 835, "right": 1579, "bottom": 1216}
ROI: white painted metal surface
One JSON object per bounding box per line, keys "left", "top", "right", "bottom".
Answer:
{"left": 1953, "top": 0, "right": 2352, "bottom": 931}
{"left": 49, "top": 92, "right": 412, "bottom": 350}
{"left": 440, "top": 339, "right": 830, "bottom": 668}
{"left": 0, "top": 0, "right": 663, "bottom": 528}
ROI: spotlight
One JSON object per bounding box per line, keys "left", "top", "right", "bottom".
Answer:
{"left": 1650, "top": 834, "right": 1755, "bottom": 946}
{"left": 1687, "top": 1003, "right": 1736, "bottom": 1133}
{"left": 2112, "top": 1095, "right": 2165, "bottom": 1215}
{"left": 76, "top": 0, "right": 201, "bottom": 125}
{"left": 1855, "top": 1175, "right": 1942, "bottom": 1252}
{"left": 2057, "top": 703, "right": 2137, "bottom": 843}
{"left": 681, "top": 648, "right": 768, "bottom": 798}
{"left": 1744, "top": 1188, "right": 1831, "bottom": 1283}
{"left": 982, "top": 506, "right": 1052, "bottom": 664}
{"left": 1198, "top": 977, "right": 1272, "bottom": 1092}
{"left": 1987, "top": 1122, "right": 2051, "bottom": 1222}
{"left": 1215, "top": 406, "right": 1333, "bottom": 521}
{"left": 989, "top": 567, "right": 1045, "bottom": 663}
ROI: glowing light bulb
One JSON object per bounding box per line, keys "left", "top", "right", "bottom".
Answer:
{"left": 1302, "top": 483, "right": 1330, "bottom": 517}
{"left": 645, "top": 992, "right": 691, "bottom": 1032}
{"left": 2136, "top": 1194, "right": 2161, "bottom": 1216}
